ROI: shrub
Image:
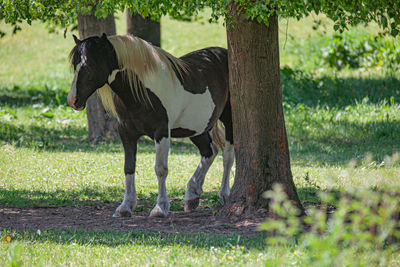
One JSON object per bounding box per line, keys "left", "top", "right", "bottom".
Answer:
{"left": 261, "top": 184, "right": 400, "bottom": 266}
{"left": 321, "top": 34, "right": 400, "bottom": 72}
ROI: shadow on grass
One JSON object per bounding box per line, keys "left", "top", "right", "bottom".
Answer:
{"left": 0, "top": 120, "right": 198, "bottom": 154}
{"left": 0, "top": 183, "right": 335, "bottom": 211}
{"left": 0, "top": 186, "right": 123, "bottom": 208}
{"left": 2, "top": 115, "right": 399, "bottom": 165}
{"left": 5, "top": 228, "right": 267, "bottom": 250}
{"left": 281, "top": 67, "right": 400, "bottom": 108}
{"left": 0, "top": 85, "right": 68, "bottom": 108}
{"left": 0, "top": 187, "right": 220, "bottom": 210}
{"left": 289, "top": 118, "right": 400, "bottom": 166}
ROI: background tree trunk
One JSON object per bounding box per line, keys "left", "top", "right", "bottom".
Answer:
{"left": 126, "top": 9, "right": 161, "bottom": 47}
{"left": 77, "top": 8, "right": 118, "bottom": 142}
{"left": 221, "top": 3, "right": 304, "bottom": 217}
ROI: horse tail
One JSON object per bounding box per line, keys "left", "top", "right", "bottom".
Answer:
{"left": 211, "top": 121, "right": 225, "bottom": 151}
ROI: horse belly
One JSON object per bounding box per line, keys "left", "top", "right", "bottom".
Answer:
{"left": 171, "top": 90, "right": 215, "bottom": 135}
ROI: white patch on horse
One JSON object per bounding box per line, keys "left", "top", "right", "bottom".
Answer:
{"left": 68, "top": 61, "right": 83, "bottom": 101}
{"left": 185, "top": 143, "right": 218, "bottom": 202}
{"left": 113, "top": 174, "right": 136, "bottom": 217}
{"left": 150, "top": 137, "right": 171, "bottom": 217}
{"left": 218, "top": 142, "right": 234, "bottom": 204}
{"left": 143, "top": 64, "right": 215, "bottom": 135}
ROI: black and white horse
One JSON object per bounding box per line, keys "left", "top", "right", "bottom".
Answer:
{"left": 68, "top": 33, "right": 234, "bottom": 217}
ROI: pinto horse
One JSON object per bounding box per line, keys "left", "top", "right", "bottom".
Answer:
{"left": 68, "top": 33, "right": 234, "bottom": 217}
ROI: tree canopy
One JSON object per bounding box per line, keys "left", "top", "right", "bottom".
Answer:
{"left": 1, "top": 1, "right": 399, "bottom": 36}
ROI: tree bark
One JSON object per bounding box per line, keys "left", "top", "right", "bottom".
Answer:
{"left": 221, "top": 3, "right": 304, "bottom": 217}
{"left": 126, "top": 9, "right": 161, "bottom": 47}
{"left": 77, "top": 7, "right": 119, "bottom": 142}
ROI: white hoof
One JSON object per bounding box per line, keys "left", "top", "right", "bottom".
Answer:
{"left": 113, "top": 202, "right": 135, "bottom": 217}
{"left": 149, "top": 203, "right": 169, "bottom": 218}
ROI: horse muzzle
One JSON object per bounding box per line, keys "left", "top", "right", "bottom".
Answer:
{"left": 67, "top": 95, "right": 84, "bottom": 111}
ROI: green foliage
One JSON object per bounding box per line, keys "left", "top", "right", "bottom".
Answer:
{"left": 1, "top": 0, "right": 400, "bottom": 37}
{"left": 311, "top": 1, "right": 400, "bottom": 36}
{"left": 0, "top": 1, "right": 117, "bottom": 36}
{"left": 261, "top": 183, "right": 400, "bottom": 266}
{"left": 112, "top": 1, "right": 400, "bottom": 37}
{"left": 321, "top": 33, "right": 400, "bottom": 71}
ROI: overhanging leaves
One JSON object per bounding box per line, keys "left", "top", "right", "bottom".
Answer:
{"left": 1, "top": 0, "right": 399, "bottom": 36}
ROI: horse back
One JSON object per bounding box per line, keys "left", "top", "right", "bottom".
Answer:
{"left": 179, "top": 47, "right": 228, "bottom": 98}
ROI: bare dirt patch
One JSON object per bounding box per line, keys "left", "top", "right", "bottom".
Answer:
{"left": 0, "top": 203, "right": 266, "bottom": 236}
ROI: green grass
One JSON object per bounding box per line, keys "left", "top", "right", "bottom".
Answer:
{"left": 1, "top": 230, "right": 269, "bottom": 266}
{"left": 1, "top": 11, "right": 400, "bottom": 266}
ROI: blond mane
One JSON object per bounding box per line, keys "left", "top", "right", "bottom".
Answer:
{"left": 97, "top": 34, "right": 187, "bottom": 122}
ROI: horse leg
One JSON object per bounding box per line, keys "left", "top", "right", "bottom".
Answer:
{"left": 150, "top": 134, "right": 171, "bottom": 217}
{"left": 218, "top": 142, "right": 234, "bottom": 204}
{"left": 184, "top": 132, "right": 218, "bottom": 212}
{"left": 218, "top": 99, "right": 235, "bottom": 204}
{"left": 113, "top": 128, "right": 140, "bottom": 217}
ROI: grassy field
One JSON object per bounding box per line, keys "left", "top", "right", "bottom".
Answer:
{"left": 1, "top": 11, "right": 400, "bottom": 266}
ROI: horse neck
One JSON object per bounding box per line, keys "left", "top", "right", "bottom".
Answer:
{"left": 109, "top": 72, "right": 145, "bottom": 112}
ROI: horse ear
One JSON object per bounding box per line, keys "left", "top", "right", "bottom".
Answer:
{"left": 101, "top": 33, "right": 107, "bottom": 41}
{"left": 73, "top": 34, "right": 81, "bottom": 45}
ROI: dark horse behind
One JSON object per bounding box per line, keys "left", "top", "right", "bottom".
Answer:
{"left": 68, "top": 33, "right": 234, "bottom": 217}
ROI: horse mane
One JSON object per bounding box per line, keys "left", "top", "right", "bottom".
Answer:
{"left": 97, "top": 35, "right": 187, "bottom": 122}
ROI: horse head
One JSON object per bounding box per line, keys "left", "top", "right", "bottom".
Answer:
{"left": 68, "top": 33, "right": 118, "bottom": 110}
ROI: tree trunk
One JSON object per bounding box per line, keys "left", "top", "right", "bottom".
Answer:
{"left": 221, "top": 3, "right": 304, "bottom": 217}
{"left": 126, "top": 9, "right": 161, "bottom": 47}
{"left": 77, "top": 8, "right": 119, "bottom": 142}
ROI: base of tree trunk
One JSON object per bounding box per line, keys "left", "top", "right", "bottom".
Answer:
{"left": 85, "top": 94, "right": 119, "bottom": 143}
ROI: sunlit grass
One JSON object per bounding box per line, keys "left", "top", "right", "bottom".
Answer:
{"left": 0, "top": 229, "right": 269, "bottom": 266}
